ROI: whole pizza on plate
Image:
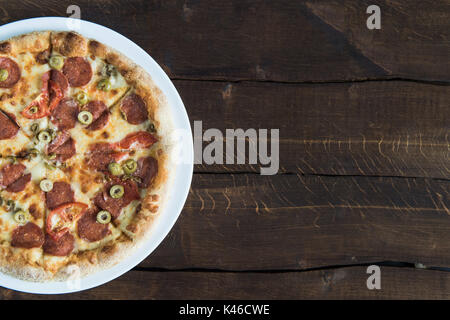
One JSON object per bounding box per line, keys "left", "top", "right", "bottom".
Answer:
{"left": 0, "top": 31, "right": 173, "bottom": 281}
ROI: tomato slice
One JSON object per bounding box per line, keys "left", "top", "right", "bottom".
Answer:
{"left": 46, "top": 202, "right": 88, "bottom": 240}
{"left": 114, "top": 131, "right": 157, "bottom": 150}
{"left": 21, "top": 71, "right": 62, "bottom": 119}
{"left": 21, "top": 71, "right": 51, "bottom": 119}
{"left": 21, "top": 96, "right": 49, "bottom": 119}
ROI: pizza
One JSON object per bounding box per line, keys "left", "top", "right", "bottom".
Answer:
{"left": 0, "top": 31, "right": 173, "bottom": 281}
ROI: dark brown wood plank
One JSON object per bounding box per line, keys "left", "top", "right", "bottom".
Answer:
{"left": 2, "top": 267, "right": 450, "bottom": 299}
{"left": 178, "top": 80, "right": 449, "bottom": 178}
{"left": 1, "top": 0, "right": 448, "bottom": 81}
{"left": 305, "top": 0, "right": 450, "bottom": 82}
{"left": 142, "top": 173, "right": 450, "bottom": 270}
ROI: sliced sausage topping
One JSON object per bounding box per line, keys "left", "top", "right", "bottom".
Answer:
{"left": 43, "top": 232, "right": 74, "bottom": 256}
{"left": 11, "top": 222, "right": 44, "bottom": 249}
{"left": 62, "top": 57, "right": 92, "bottom": 87}
{"left": 51, "top": 98, "right": 79, "bottom": 130}
{"left": 133, "top": 156, "right": 158, "bottom": 188}
{"left": 0, "top": 57, "right": 20, "bottom": 88}
{"left": 45, "top": 181, "right": 75, "bottom": 210}
{"left": 77, "top": 208, "right": 111, "bottom": 242}
{"left": 120, "top": 94, "right": 148, "bottom": 125}
{"left": 0, "top": 110, "right": 19, "bottom": 140}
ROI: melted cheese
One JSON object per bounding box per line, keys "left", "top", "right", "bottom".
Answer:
{"left": 83, "top": 56, "right": 129, "bottom": 107}
{"left": 0, "top": 131, "right": 30, "bottom": 155}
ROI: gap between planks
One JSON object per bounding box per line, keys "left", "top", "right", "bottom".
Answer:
{"left": 132, "top": 261, "right": 450, "bottom": 274}
{"left": 171, "top": 76, "right": 450, "bottom": 86}
{"left": 193, "top": 171, "right": 450, "bottom": 183}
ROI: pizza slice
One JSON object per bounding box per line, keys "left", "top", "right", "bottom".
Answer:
{"left": 0, "top": 155, "right": 47, "bottom": 280}
{"left": 0, "top": 32, "right": 55, "bottom": 138}
{"left": 41, "top": 173, "right": 123, "bottom": 275}
{"left": 48, "top": 32, "right": 131, "bottom": 155}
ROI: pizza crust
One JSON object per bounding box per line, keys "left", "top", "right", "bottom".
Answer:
{"left": 0, "top": 31, "right": 51, "bottom": 55}
{"left": 0, "top": 246, "right": 50, "bottom": 282}
{"left": 51, "top": 31, "right": 88, "bottom": 57}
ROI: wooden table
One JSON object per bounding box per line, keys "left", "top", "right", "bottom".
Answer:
{"left": 0, "top": 0, "right": 449, "bottom": 299}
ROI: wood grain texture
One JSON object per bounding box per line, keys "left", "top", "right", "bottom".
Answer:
{"left": 181, "top": 80, "right": 449, "bottom": 178}
{"left": 142, "top": 173, "right": 450, "bottom": 270}
{"left": 0, "top": 0, "right": 448, "bottom": 299}
{"left": 0, "top": 0, "right": 448, "bottom": 81}
{"left": 1, "top": 267, "right": 450, "bottom": 299}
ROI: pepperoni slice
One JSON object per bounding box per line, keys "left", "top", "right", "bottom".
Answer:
{"left": 120, "top": 94, "right": 149, "bottom": 125}
{"left": 0, "top": 163, "right": 31, "bottom": 192}
{"left": 45, "top": 181, "right": 75, "bottom": 210}
{"left": 0, "top": 57, "right": 21, "bottom": 88}
{"left": 50, "top": 70, "right": 69, "bottom": 96}
{"left": 93, "top": 177, "right": 140, "bottom": 219}
{"left": 62, "top": 57, "right": 92, "bottom": 87}
{"left": 47, "top": 131, "right": 70, "bottom": 153}
{"left": 54, "top": 137, "right": 76, "bottom": 161}
{"left": 86, "top": 143, "right": 128, "bottom": 172}
{"left": 0, "top": 110, "right": 19, "bottom": 140}
{"left": 0, "top": 163, "right": 26, "bottom": 188}
{"left": 114, "top": 131, "right": 157, "bottom": 151}
{"left": 43, "top": 232, "right": 74, "bottom": 256}
{"left": 11, "top": 222, "right": 44, "bottom": 249}
{"left": 6, "top": 173, "right": 31, "bottom": 193}
{"left": 84, "top": 101, "right": 109, "bottom": 131}
{"left": 51, "top": 98, "right": 79, "bottom": 130}
{"left": 77, "top": 208, "right": 111, "bottom": 242}
{"left": 88, "top": 112, "right": 109, "bottom": 131}
{"left": 47, "top": 131, "right": 76, "bottom": 161}
{"left": 133, "top": 156, "right": 158, "bottom": 188}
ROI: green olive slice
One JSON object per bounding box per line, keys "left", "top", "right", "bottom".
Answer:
{"left": 109, "top": 185, "right": 124, "bottom": 199}
{"left": 0, "top": 68, "right": 9, "bottom": 82}
{"left": 78, "top": 111, "right": 93, "bottom": 125}
{"left": 108, "top": 162, "right": 124, "bottom": 176}
{"left": 49, "top": 55, "right": 64, "bottom": 70}
{"left": 6, "top": 200, "right": 15, "bottom": 211}
{"left": 13, "top": 210, "right": 28, "bottom": 224}
{"left": 96, "top": 210, "right": 111, "bottom": 224}
{"left": 97, "top": 79, "right": 111, "bottom": 91}
{"left": 76, "top": 91, "right": 89, "bottom": 105}
{"left": 29, "top": 106, "right": 38, "bottom": 115}
{"left": 122, "top": 159, "right": 137, "bottom": 174}
{"left": 37, "top": 130, "right": 52, "bottom": 143}
{"left": 30, "top": 123, "right": 40, "bottom": 133}
{"left": 39, "top": 179, "right": 53, "bottom": 192}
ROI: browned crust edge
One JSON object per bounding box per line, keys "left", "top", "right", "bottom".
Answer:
{"left": 0, "top": 247, "right": 50, "bottom": 282}
{"left": 0, "top": 31, "right": 51, "bottom": 56}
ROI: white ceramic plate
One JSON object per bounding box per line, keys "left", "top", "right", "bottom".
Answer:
{"left": 0, "top": 17, "right": 193, "bottom": 294}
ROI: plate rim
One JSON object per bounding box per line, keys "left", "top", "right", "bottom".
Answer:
{"left": 0, "top": 17, "right": 193, "bottom": 294}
